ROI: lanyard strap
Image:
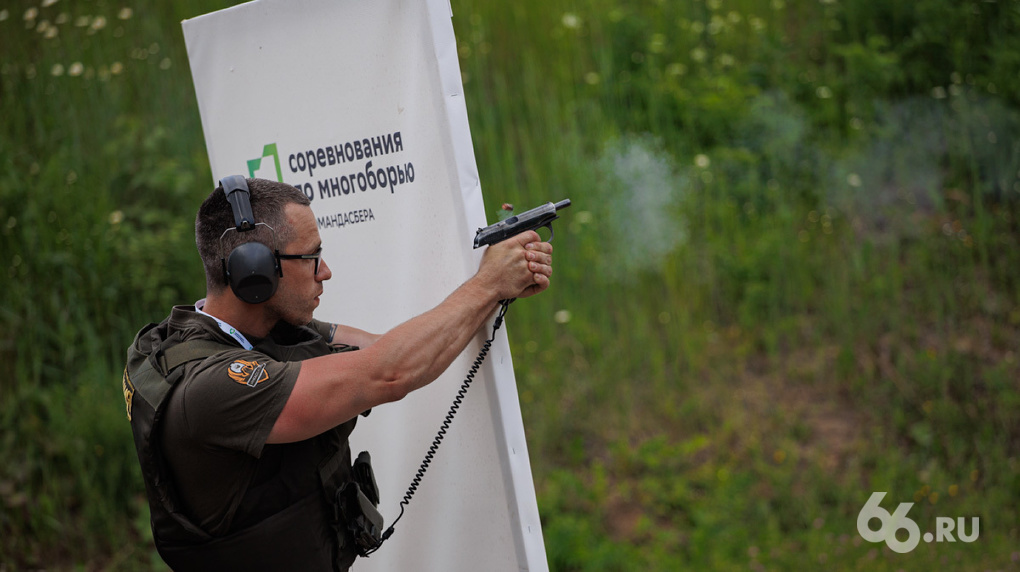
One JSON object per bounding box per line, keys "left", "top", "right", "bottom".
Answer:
{"left": 196, "top": 308, "right": 254, "bottom": 351}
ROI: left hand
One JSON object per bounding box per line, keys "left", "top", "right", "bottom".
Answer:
{"left": 476, "top": 230, "right": 554, "bottom": 301}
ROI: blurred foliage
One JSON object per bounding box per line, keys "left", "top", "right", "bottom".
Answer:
{"left": 455, "top": 0, "right": 1019, "bottom": 569}
{"left": 0, "top": 0, "right": 228, "bottom": 568}
{"left": 1, "top": 0, "right": 1018, "bottom": 569}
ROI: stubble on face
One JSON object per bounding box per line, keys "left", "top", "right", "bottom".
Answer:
{"left": 268, "top": 203, "right": 325, "bottom": 327}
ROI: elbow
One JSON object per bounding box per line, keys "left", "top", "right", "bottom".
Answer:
{"left": 371, "top": 375, "right": 412, "bottom": 404}
{"left": 363, "top": 344, "right": 432, "bottom": 405}
{"left": 373, "top": 367, "right": 418, "bottom": 404}
{"left": 382, "top": 380, "right": 411, "bottom": 403}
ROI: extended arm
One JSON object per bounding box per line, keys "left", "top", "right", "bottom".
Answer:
{"left": 267, "top": 231, "right": 552, "bottom": 443}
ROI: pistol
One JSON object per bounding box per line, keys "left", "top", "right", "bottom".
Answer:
{"left": 473, "top": 199, "right": 571, "bottom": 248}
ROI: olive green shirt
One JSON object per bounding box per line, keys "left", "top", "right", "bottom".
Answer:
{"left": 159, "top": 306, "right": 336, "bottom": 535}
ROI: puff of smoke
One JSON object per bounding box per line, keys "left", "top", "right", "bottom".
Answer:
{"left": 826, "top": 90, "right": 1020, "bottom": 241}
{"left": 593, "top": 135, "right": 689, "bottom": 282}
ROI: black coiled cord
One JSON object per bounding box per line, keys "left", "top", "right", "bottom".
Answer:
{"left": 365, "top": 299, "right": 513, "bottom": 554}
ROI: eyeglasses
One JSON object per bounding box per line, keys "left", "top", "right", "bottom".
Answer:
{"left": 277, "top": 247, "right": 323, "bottom": 275}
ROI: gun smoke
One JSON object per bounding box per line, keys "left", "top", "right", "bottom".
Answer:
{"left": 595, "top": 135, "right": 689, "bottom": 282}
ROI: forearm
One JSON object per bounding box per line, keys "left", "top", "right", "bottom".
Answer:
{"left": 362, "top": 234, "right": 551, "bottom": 395}
{"left": 269, "top": 233, "right": 552, "bottom": 444}
{"left": 364, "top": 276, "right": 499, "bottom": 397}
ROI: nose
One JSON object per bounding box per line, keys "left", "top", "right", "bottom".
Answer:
{"left": 317, "top": 256, "right": 332, "bottom": 281}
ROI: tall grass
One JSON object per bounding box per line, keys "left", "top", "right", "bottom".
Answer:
{"left": 1, "top": 1, "right": 227, "bottom": 567}
{"left": 1, "top": 0, "right": 1018, "bottom": 569}
{"left": 456, "top": 0, "right": 1019, "bottom": 569}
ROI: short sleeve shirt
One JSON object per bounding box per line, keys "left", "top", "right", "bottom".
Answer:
{"left": 160, "top": 306, "right": 313, "bottom": 535}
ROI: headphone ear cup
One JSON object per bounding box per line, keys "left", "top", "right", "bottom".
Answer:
{"left": 225, "top": 242, "right": 280, "bottom": 304}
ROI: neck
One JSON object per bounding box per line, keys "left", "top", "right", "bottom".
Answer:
{"left": 201, "top": 291, "right": 276, "bottom": 339}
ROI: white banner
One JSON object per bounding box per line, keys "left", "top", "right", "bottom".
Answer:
{"left": 182, "top": 1, "right": 548, "bottom": 570}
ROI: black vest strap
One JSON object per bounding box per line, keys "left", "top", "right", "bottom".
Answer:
{"left": 157, "top": 338, "right": 234, "bottom": 375}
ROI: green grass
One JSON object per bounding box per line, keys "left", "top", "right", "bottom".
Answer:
{"left": 2, "top": 0, "right": 1019, "bottom": 569}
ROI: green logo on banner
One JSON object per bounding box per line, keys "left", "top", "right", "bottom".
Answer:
{"left": 248, "top": 143, "right": 283, "bottom": 182}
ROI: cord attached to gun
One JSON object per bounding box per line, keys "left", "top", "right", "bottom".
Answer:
{"left": 363, "top": 298, "right": 514, "bottom": 555}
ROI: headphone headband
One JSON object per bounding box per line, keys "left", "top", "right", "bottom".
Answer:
{"left": 221, "top": 175, "right": 256, "bottom": 232}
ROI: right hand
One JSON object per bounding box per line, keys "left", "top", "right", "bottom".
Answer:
{"left": 475, "top": 230, "right": 554, "bottom": 301}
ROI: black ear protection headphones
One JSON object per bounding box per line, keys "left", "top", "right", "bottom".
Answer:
{"left": 219, "top": 175, "right": 282, "bottom": 304}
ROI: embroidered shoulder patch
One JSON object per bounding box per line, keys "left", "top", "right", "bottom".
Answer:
{"left": 227, "top": 359, "right": 270, "bottom": 387}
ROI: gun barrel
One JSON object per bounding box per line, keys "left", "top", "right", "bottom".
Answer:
{"left": 554, "top": 199, "right": 571, "bottom": 211}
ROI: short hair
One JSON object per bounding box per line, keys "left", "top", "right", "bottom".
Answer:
{"left": 195, "top": 178, "right": 311, "bottom": 293}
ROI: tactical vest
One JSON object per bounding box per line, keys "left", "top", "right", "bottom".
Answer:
{"left": 124, "top": 315, "right": 362, "bottom": 571}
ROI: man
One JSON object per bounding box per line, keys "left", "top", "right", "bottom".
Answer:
{"left": 123, "top": 177, "right": 553, "bottom": 571}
